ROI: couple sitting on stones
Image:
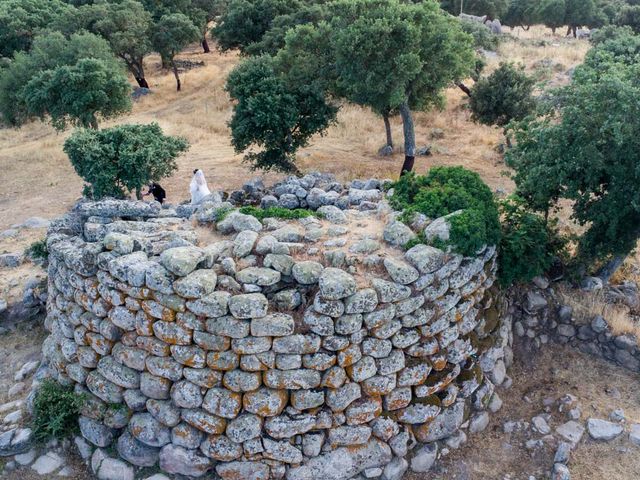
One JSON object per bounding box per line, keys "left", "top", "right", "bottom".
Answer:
{"left": 142, "top": 169, "right": 211, "bottom": 206}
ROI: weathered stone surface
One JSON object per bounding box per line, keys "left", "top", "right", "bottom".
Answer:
{"left": 273, "top": 334, "right": 321, "bottom": 354}
{"left": 251, "top": 313, "right": 295, "bottom": 337}
{"left": 80, "top": 416, "right": 116, "bottom": 447}
{"left": 160, "top": 247, "right": 204, "bottom": 276}
{"left": 413, "top": 401, "right": 465, "bottom": 442}
{"left": 383, "top": 258, "right": 419, "bottom": 285}
{"left": 228, "top": 293, "right": 268, "bottom": 319}
{"left": 227, "top": 414, "right": 263, "bottom": 443}
{"left": 587, "top": 418, "right": 623, "bottom": 441}
{"left": 174, "top": 270, "right": 218, "bottom": 299}
{"left": 233, "top": 230, "right": 259, "bottom": 257}
{"left": 292, "top": 261, "right": 324, "bottom": 284}
{"left": 117, "top": 432, "right": 159, "bottom": 467}
{"left": 287, "top": 438, "right": 392, "bottom": 480}
{"left": 405, "top": 244, "right": 445, "bottom": 274}
{"left": 216, "top": 461, "right": 269, "bottom": 480}
{"left": 265, "top": 414, "right": 316, "bottom": 439}
{"left": 186, "top": 292, "right": 231, "bottom": 317}
{"left": 129, "top": 413, "right": 171, "bottom": 447}
{"left": 181, "top": 409, "right": 227, "bottom": 434}
{"left": 243, "top": 388, "right": 288, "bottom": 417}
{"left": 264, "top": 369, "right": 322, "bottom": 390}
{"left": 200, "top": 434, "right": 242, "bottom": 461}
{"left": 327, "top": 382, "right": 362, "bottom": 412}
{"left": 383, "top": 221, "right": 416, "bottom": 247}
{"left": 236, "top": 267, "right": 281, "bottom": 286}
{"left": 159, "top": 444, "right": 212, "bottom": 477}
{"left": 202, "top": 388, "right": 243, "bottom": 419}
{"left": 319, "top": 268, "right": 357, "bottom": 300}
{"left": 371, "top": 279, "right": 411, "bottom": 303}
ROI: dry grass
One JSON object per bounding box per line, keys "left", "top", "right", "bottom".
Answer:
{"left": 558, "top": 286, "right": 640, "bottom": 339}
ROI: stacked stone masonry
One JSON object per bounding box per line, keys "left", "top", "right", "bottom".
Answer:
{"left": 42, "top": 174, "right": 511, "bottom": 480}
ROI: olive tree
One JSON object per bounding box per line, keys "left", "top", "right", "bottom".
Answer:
{"left": 226, "top": 55, "right": 337, "bottom": 172}
{"left": 64, "top": 123, "right": 189, "bottom": 199}
{"left": 0, "top": 32, "right": 131, "bottom": 129}
{"left": 212, "top": 0, "right": 301, "bottom": 53}
{"left": 152, "top": 13, "right": 200, "bottom": 91}
{"left": 536, "top": 0, "right": 566, "bottom": 33}
{"left": 506, "top": 41, "right": 640, "bottom": 280}
{"left": 92, "top": 0, "right": 154, "bottom": 88}
{"left": 280, "top": 0, "right": 475, "bottom": 174}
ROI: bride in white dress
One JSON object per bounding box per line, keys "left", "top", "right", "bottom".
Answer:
{"left": 190, "top": 169, "right": 211, "bottom": 205}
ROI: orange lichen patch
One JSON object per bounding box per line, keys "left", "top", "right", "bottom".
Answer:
{"left": 244, "top": 389, "right": 288, "bottom": 417}
{"left": 185, "top": 415, "right": 227, "bottom": 435}
{"left": 121, "top": 331, "right": 138, "bottom": 346}
{"left": 430, "top": 354, "right": 448, "bottom": 371}
{"left": 411, "top": 419, "right": 437, "bottom": 443}
{"left": 136, "top": 336, "right": 172, "bottom": 356}
{"left": 321, "top": 368, "right": 346, "bottom": 389}
{"left": 384, "top": 394, "right": 411, "bottom": 411}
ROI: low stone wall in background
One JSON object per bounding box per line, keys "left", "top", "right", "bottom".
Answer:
{"left": 511, "top": 281, "right": 640, "bottom": 373}
{"left": 40, "top": 173, "right": 511, "bottom": 480}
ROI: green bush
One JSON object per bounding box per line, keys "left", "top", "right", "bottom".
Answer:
{"left": 25, "top": 239, "right": 48, "bottom": 262}
{"left": 63, "top": 123, "right": 189, "bottom": 199}
{"left": 459, "top": 18, "right": 501, "bottom": 50}
{"left": 498, "top": 196, "right": 564, "bottom": 285}
{"left": 239, "top": 206, "right": 316, "bottom": 221}
{"left": 470, "top": 62, "right": 536, "bottom": 128}
{"left": 390, "top": 167, "right": 501, "bottom": 256}
{"left": 32, "top": 380, "right": 86, "bottom": 441}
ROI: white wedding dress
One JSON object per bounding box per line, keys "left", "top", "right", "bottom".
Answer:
{"left": 190, "top": 169, "right": 211, "bottom": 205}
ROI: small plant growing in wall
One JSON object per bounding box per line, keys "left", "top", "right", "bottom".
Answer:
{"left": 25, "top": 239, "right": 48, "bottom": 264}
{"left": 31, "top": 380, "right": 86, "bottom": 441}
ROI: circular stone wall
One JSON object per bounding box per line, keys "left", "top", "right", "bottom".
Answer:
{"left": 42, "top": 189, "right": 511, "bottom": 480}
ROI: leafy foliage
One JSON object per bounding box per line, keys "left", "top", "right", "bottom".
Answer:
{"left": 440, "top": 0, "right": 509, "bottom": 18}
{"left": 0, "top": 0, "right": 73, "bottom": 58}
{"left": 498, "top": 196, "right": 562, "bottom": 285}
{"left": 64, "top": 123, "right": 189, "bottom": 199}
{"left": 152, "top": 13, "right": 200, "bottom": 90}
{"left": 390, "top": 167, "right": 501, "bottom": 256}
{"left": 506, "top": 36, "right": 640, "bottom": 267}
{"left": 503, "top": 0, "right": 540, "bottom": 28}
{"left": 32, "top": 380, "right": 85, "bottom": 441}
{"left": 470, "top": 62, "right": 536, "bottom": 128}
{"left": 536, "top": 0, "right": 567, "bottom": 31}
{"left": 617, "top": 5, "right": 640, "bottom": 32}
{"left": 226, "top": 55, "right": 337, "bottom": 172}
{"left": 459, "top": 18, "right": 501, "bottom": 50}
{"left": 25, "top": 239, "right": 48, "bottom": 262}
{"left": 0, "top": 31, "right": 131, "bottom": 129}
{"left": 212, "top": 0, "right": 301, "bottom": 53}
{"left": 239, "top": 206, "right": 316, "bottom": 220}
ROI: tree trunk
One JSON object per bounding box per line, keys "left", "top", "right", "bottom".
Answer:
{"left": 551, "top": 27, "right": 556, "bottom": 34}
{"left": 161, "top": 55, "right": 171, "bottom": 70}
{"left": 171, "top": 60, "right": 181, "bottom": 91}
{"left": 383, "top": 112, "right": 393, "bottom": 149}
{"left": 457, "top": 82, "right": 472, "bottom": 97}
{"left": 399, "top": 101, "right": 416, "bottom": 175}
{"left": 89, "top": 116, "right": 99, "bottom": 130}
{"left": 202, "top": 37, "right": 210, "bottom": 53}
{"left": 572, "top": 26, "right": 577, "bottom": 38}
{"left": 135, "top": 76, "right": 150, "bottom": 89}
{"left": 135, "top": 188, "right": 142, "bottom": 200}
{"left": 596, "top": 255, "right": 626, "bottom": 283}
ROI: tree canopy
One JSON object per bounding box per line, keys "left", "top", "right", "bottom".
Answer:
{"left": 0, "top": 31, "right": 131, "bottom": 129}
{"left": 152, "top": 13, "right": 200, "bottom": 90}
{"left": 268, "top": 0, "right": 475, "bottom": 174}
{"left": 470, "top": 62, "right": 536, "bottom": 128}
{"left": 0, "top": 0, "right": 73, "bottom": 58}
{"left": 506, "top": 34, "right": 640, "bottom": 269}
{"left": 64, "top": 123, "right": 189, "bottom": 199}
{"left": 226, "top": 55, "right": 337, "bottom": 172}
